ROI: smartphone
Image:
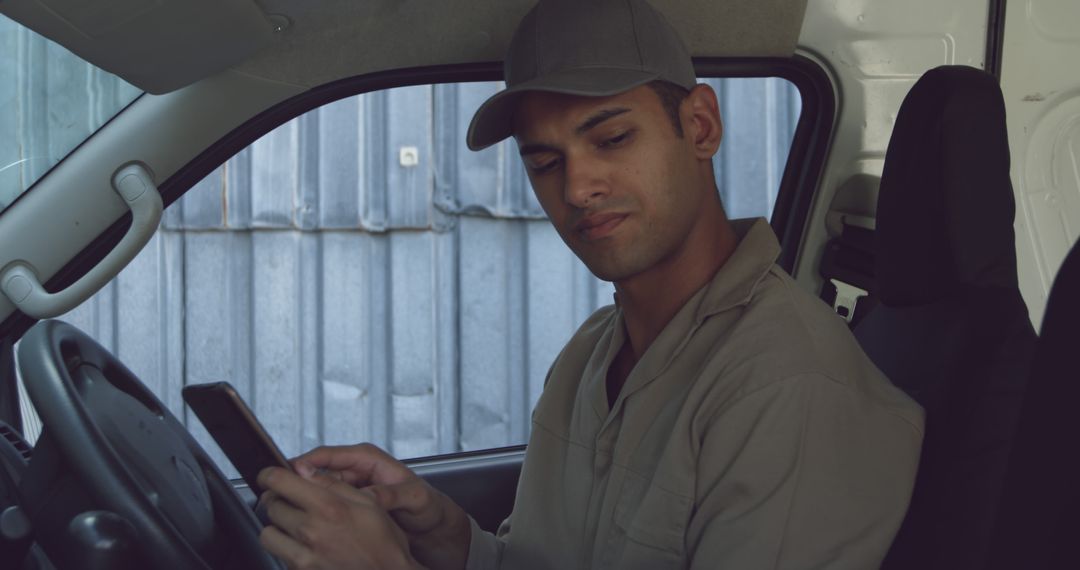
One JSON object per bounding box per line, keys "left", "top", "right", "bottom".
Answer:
{"left": 182, "top": 381, "right": 292, "bottom": 497}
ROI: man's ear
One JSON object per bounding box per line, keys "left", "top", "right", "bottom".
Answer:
{"left": 682, "top": 84, "right": 723, "bottom": 159}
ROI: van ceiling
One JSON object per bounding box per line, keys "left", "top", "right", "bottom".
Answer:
{"left": 0, "top": 0, "right": 274, "bottom": 94}
{"left": 2, "top": 0, "right": 810, "bottom": 93}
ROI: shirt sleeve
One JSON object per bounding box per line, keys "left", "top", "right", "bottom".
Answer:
{"left": 687, "top": 373, "right": 923, "bottom": 569}
{"left": 464, "top": 515, "right": 509, "bottom": 570}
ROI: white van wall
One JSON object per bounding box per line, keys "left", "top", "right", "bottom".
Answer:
{"left": 794, "top": 0, "right": 990, "bottom": 299}
{"left": 1000, "top": 0, "right": 1080, "bottom": 329}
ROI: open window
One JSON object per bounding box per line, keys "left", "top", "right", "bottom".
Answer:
{"left": 11, "top": 63, "right": 830, "bottom": 477}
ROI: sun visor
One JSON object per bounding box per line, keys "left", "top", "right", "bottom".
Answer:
{"left": 234, "top": 0, "right": 810, "bottom": 89}
{"left": 0, "top": 0, "right": 275, "bottom": 94}
{"left": 666, "top": 0, "right": 809, "bottom": 58}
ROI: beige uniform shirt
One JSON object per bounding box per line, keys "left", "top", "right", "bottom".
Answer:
{"left": 466, "top": 218, "right": 924, "bottom": 570}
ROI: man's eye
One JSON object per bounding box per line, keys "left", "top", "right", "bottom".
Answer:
{"left": 530, "top": 159, "right": 560, "bottom": 174}
{"left": 598, "top": 131, "right": 632, "bottom": 149}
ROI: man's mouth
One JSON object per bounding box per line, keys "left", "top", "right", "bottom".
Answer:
{"left": 576, "top": 213, "right": 628, "bottom": 240}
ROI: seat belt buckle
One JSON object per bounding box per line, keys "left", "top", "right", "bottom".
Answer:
{"left": 830, "top": 279, "right": 868, "bottom": 324}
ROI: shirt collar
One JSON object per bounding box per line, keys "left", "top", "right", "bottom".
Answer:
{"left": 692, "top": 217, "right": 782, "bottom": 322}
{"left": 596, "top": 218, "right": 781, "bottom": 417}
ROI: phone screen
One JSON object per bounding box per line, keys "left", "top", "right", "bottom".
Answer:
{"left": 182, "top": 381, "right": 292, "bottom": 497}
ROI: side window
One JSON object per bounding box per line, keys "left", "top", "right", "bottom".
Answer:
{"left": 18, "top": 78, "right": 800, "bottom": 476}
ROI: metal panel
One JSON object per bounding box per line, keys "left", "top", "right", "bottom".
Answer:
{"left": 1001, "top": 0, "right": 1080, "bottom": 328}
{"left": 794, "top": 0, "right": 990, "bottom": 294}
{"left": 0, "top": 19, "right": 21, "bottom": 208}
{"left": 0, "top": 19, "right": 141, "bottom": 211}
{"left": 15, "top": 79, "right": 799, "bottom": 476}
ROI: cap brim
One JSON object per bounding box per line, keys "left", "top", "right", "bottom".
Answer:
{"left": 466, "top": 67, "right": 660, "bottom": 151}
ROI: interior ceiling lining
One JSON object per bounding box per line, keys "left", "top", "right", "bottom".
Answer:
{"left": 2, "top": 0, "right": 809, "bottom": 93}
{"left": 0, "top": 0, "right": 275, "bottom": 94}
{"left": 234, "top": 0, "right": 811, "bottom": 89}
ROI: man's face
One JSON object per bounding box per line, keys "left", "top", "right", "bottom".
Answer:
{"left": 512, "top": 85, "right": 712, "bottom": 282}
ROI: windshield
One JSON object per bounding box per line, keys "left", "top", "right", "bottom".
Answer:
{"left": 0, "top": 15, "right": 142, "bottom": 213}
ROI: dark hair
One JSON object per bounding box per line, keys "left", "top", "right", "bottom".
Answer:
{"left": 646, "top": 80, "right": 690, "bottom": 138}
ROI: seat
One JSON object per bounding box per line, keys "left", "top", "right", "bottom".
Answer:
{"left": 987, "top": 238, "right": 1080, "bottom": 569}
{"left": 851, "top": 65, "right": 1038, "bottom": 569}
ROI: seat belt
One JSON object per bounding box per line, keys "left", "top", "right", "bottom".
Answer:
{"left": 819, "top": 223, "right": 877, "bottom": 327}
{"left": 830, "top": 279, "right": 869, "bottom": 323}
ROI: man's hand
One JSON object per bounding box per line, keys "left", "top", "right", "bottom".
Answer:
{"left": 289, "top": 444, "right": 472, "bottom": 570}
{"left": 257, "top": 466, "right": 423, "bottom": 570}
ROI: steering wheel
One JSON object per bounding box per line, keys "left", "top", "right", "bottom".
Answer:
{"left": 16, "top": 320, "right": 282, "bottom": 570}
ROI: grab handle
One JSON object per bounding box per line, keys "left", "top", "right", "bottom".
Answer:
{"left": 1, "top": 164, "right": 162, "bottom": 319}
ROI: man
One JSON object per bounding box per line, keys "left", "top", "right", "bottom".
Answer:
{"left": 257, "top": 1, "right": 924, "bottom": 568}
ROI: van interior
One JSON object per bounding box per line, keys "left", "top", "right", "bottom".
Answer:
{"left": 0, "top": 1, "right": 1077, "bottom": 568}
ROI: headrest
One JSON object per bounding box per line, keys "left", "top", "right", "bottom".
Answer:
{"left": 875, "top": 66, "right": 1019, "bottom": 306}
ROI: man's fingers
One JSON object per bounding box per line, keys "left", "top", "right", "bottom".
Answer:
{"left": 296, "top": 475, "right": 427, "bottom": 530}
{"left": 364, "top": 480, "right": 427, "bottom": 513}
{"left": 259, "top": 466, "right": 384, "bottom": 522}
{"left": 256, "top": 489, "right": 277, "bottom": 509}
{"left": 262, "top": 493, "right": 309, "bottom": 539}
{"left": 259, "top": 524, "right": 318, "bottom": 570}
{"left": 306, "top": 471, "right": 373, "bottom": 500}
{"left": 258, "top": 467, "right": 342, "bottom": 514}
{"left": 363, "top": 480, "right": 448, "bottom": 531}
{"left": 256, "top": 460, "right": 428, "bottom": 570}
{"left": 255, "top": 490, "right": 278, "bottom": 525}
{"left": 295, "top": 444, "right": 409, "bottom": 486}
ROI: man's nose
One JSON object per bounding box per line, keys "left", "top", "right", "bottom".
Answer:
{"left": 563, "top": 156, "right": 609, "bottom": 209}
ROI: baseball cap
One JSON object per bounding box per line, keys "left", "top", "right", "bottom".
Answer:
{"left": 466, "top": 0, "right": 697, "bottom": 151}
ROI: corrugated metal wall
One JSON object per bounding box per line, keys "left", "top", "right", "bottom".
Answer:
{"left": 0, "top": 18, "right": 142, "bottom": 210}
{"left": 14, "top": 77, "right": 799, "bottom": 475}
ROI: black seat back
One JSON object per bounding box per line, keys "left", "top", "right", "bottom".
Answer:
{"left": 852, "top": 65, "right": 1037, "bottom": 569}
{"left": 988, "top": 238, "right": 1080, "bottom": 569}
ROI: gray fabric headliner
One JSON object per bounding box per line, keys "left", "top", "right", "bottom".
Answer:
{"left": 239, "top": 0, "right": 809, "bottom": 89}
{"left": 2, "top": 0, "right": 809, "bottom": 93}
{"left": 0, "top": 0, "right": 274, "bottom": 94}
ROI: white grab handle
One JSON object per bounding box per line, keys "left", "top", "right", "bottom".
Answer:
{"left": 1, "top": 164, "right": 163, "bottom": 319}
